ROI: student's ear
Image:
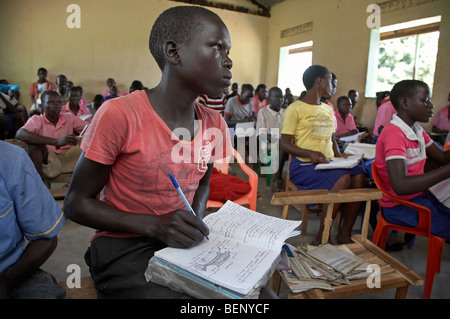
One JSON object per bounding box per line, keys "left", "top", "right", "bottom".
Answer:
{"left": 164, "top": 41, "right": 180, "bottom": 65}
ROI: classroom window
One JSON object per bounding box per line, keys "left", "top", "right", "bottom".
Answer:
{"left": 278, "top": 41, "right": 313, "bottom": 97}
{"left": 365, "top": 16, "right": 440, "bottom": 98}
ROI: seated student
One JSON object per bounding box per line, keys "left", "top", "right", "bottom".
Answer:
{"left": 29, "top": 67, "right": 56, "bottom": 106}
{"left": 62, "top": 6, "right": 247, "bottom": 299}
{"left": 0, "top": 140, "right": 66, "bottom": 299}
{"left": 374, "top": 80, "right": 450, "bottom": 239}
{"left": 223, "top": 84, "right": 255, "bottom": 126}
{"left": 251, "top": 84, "right": 268, "bottom": 117}
{"left": 335, "top": 96, "right": 358, "bottom": 138}
{"left": 281, "top": 65, "right": 367, "bottom": 245}
{"left": 76, "top": 86, "right": 88, "bottom": 107}
{"left": 61, "top": 86, "right": 91, "bottom": 119}
{"left": 55, "top": 74, "right": 69, "bottom": 105}
{"left": 256, "top": 86, "right": 288, "bottom": 192}
{"left": 227, "top": 82, "right": 239, "bottom": 100}
{"left": 16, "top": 90, "right": 88, "bottom": 180}
{"left": 431, "top": 91, "right": 450, "bottom": 138}
{"left": 0, "top": 88, "right": 24, "bottom": 139}
{"left": 372, "top": 95, "right": 396, "bottom": 143}
{"left": 198, "top": 90, "right": 228, "bottom": 116}
{"left": 85, "top": 94, "right": 104, "bottom": 115}
{"left": 129, "top": 80, "right": 144, "bottom": 94}
{"left": 102, "top": 78, "right": 116, "bottom": 99}
{"left": 104, "top": 85, "right": 120, "bottom": 101}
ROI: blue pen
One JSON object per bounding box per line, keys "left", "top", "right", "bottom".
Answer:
{"left": 169, "top": 173, "right": 209, "bottom": 240}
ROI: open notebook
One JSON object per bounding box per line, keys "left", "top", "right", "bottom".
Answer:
{"left": 145, "top": 201, "right": 301, "bottom": 298}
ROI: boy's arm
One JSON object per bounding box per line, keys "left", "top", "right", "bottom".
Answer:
{"left": 191, "top": 163, "right": 214, "bottom": 219}
{"left": 426, "top": 142, "right": 450, "bottom": 165}
{"left": 63, "top": 154, "right": 209, "bottom": 248}
{"left": 16, "top": 128, "right": 78, "bottom": 148}
{"left": 0, "top": 237, "right": 57, "bottom": 298}
{"left": 386, "top": 158, "right": 450, "bottom": 196}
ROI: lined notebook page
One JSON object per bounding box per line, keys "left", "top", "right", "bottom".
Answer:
{"left": 153, "top": 201, "right": 301, "bottom": 294}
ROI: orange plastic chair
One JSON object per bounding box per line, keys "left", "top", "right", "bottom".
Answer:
{"left": 207, "top": 148, "right": 258, "bottom": 211}
{"left": 444, "top": 140, "right": 450, "bottom": 151}
{"left": 371, "top": 162, "right": 446, "bottom": 299}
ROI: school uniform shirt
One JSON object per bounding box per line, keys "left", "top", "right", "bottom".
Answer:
{"left": 251, "top": 95, "right": 267, "bottom": 118}
{"left": 81, "top": 90, "right": 233, "bottom": 239}
{"left": 0, "top": 141, "right": 65, "bottom": 273}
{"left": 256, "top": 105, "right": 283, "bottom": 138}
{"left": 375, "top": 114, "right": 434, "bottom": 207}
{"left": 198, "top": 93, "right": 227, "bottom": 115}
{"left": 29, "top": 80, "right": 56, "bottom": 101}
{"left": 21, "top": 112, "right": 88, "bottom": 154}
{"left": 224, "top": 96, "right": 252, "bottom": 123}
{"left": 281, "top": 100, "right": 335, "bottom": 162}
{"left": 61, "top": 102, "right": 91, "bottom": 118}
{"left": 335, "top": 111, "right": 357, "bottom": 137}
{"left": 431, "top": 104, "right": 450, "bottom": 131}
{"left": 373, "top": 99, "right": 397, "bottom": 137}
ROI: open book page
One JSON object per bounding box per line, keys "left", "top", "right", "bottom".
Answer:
{"left": 429, "top": 178, "right": 450, "bottom": 208}
{"left": 204, "top": 201, "right": 301, "bottom": 250}
{"left": 338, "top": 132, "right": 367, "bottom": 143}
{"left": 303, "top": 244, "right": 366, "bottom": 276}
{"left": 154, "top": 235, "right": 281, "bottom": 294}
{"left": 315, "top": 154, "right": 363, "bottom": 170}
{"left": 344, "top": 142, "right": 376, "bottom": 160}
{"left": 152, "top": 201, "right": 301, "bottom": 295}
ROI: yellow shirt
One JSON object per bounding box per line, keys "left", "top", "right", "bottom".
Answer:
{"left": 281, "top": 100, "right": 335, "bottom": 162}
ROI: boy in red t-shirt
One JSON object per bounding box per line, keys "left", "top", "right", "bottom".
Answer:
{"left": 375, "top": 80, "right": 450, "bottom": 239}
{"left": 64, "top": 6, "right": 235, "bottom": 299}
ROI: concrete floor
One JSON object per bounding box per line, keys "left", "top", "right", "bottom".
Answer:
{"left": 43, "top": 162, "right": 450, "bottom": 299}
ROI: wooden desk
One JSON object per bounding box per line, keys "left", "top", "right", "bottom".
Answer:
{"left": 270, "top": 188, "right": 423, "bottom": 299}
{"left": 271, "top": 234, "right": 423, "bottom": 299}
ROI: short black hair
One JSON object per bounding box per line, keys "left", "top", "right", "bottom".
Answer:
{"left": 40, "top": 90, "right": 59, "bottom": 102}
{"left": 390, "top": 80, "right": 429, "bottom": 110}
{"left": 241, "top": 84, "right": 254, "bottom": 94}
{"left": 302, "top": 65, "right": 330, "bottom": 90}
{"left": 337, "top": 96, "right": 350, "bottom": 106}
{"left": 37, "top": 67, "right": 47, "bottom": 74}
{"left": 256, "top": 84, "right": 267, "bottom": 92}
{"left": 149, "top": 6, "right": 222, "bottom": 70}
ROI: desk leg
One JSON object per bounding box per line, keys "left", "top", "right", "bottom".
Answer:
{"left": 394, "top": 286, "right": 408, "bottom": 299}
{"left": 321, "top": 204, "right": 334, "bottom": 244}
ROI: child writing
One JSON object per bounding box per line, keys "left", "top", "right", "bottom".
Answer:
{"left": 374, "top": 80, "right": 450, "bottom": 239}
{"left": 280, "top": 65, "right": 367, "bottom": 245}
{"left": 64, "top": 6, "right": 234, "bottom": 299}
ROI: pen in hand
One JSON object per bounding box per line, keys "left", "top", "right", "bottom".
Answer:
{"left": 169, "top": 173, "right": 209, "bottom": 240}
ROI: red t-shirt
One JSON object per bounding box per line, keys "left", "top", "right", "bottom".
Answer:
{"left": 81, "top": 90, "right": 232, "bottom": 238}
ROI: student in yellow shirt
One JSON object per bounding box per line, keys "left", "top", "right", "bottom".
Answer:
{"left": 280, "top": 65, "right": 367, "bottom": 245}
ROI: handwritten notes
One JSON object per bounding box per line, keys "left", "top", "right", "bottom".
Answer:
{"left": 150, "top": 201, "right": 301, "bottom": 295}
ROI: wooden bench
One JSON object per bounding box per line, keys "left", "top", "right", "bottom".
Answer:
{"left": 59, "top": 277, "right": 97, "bottom": 299}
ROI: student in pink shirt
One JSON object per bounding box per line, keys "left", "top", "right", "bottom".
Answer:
{"left": 61, "top": 86, "right": 91, "bottom": 120}
{"left": 335, "top": 96, "right": 358, "bottom": 138}
{"left": 16, "top": 90, "right": 87, "bottom": 180}
{"left": 431, "top": 92, "right": 450, "bottom": 135}
{"left": 251, "top": 84, "right": 268, "bottom": 117}
{"left": 63, "top": 6, "right": 239, "bottom": 299}
{"left": 372, "top": 97, "right": 397, "bottom": 142}
{"left": 375, "top": 80, "right": 450, "bottom": 239}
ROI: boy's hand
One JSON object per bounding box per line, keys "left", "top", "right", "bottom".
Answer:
{"left": 154, "top": 210, "right": 210, "bottom": 248}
